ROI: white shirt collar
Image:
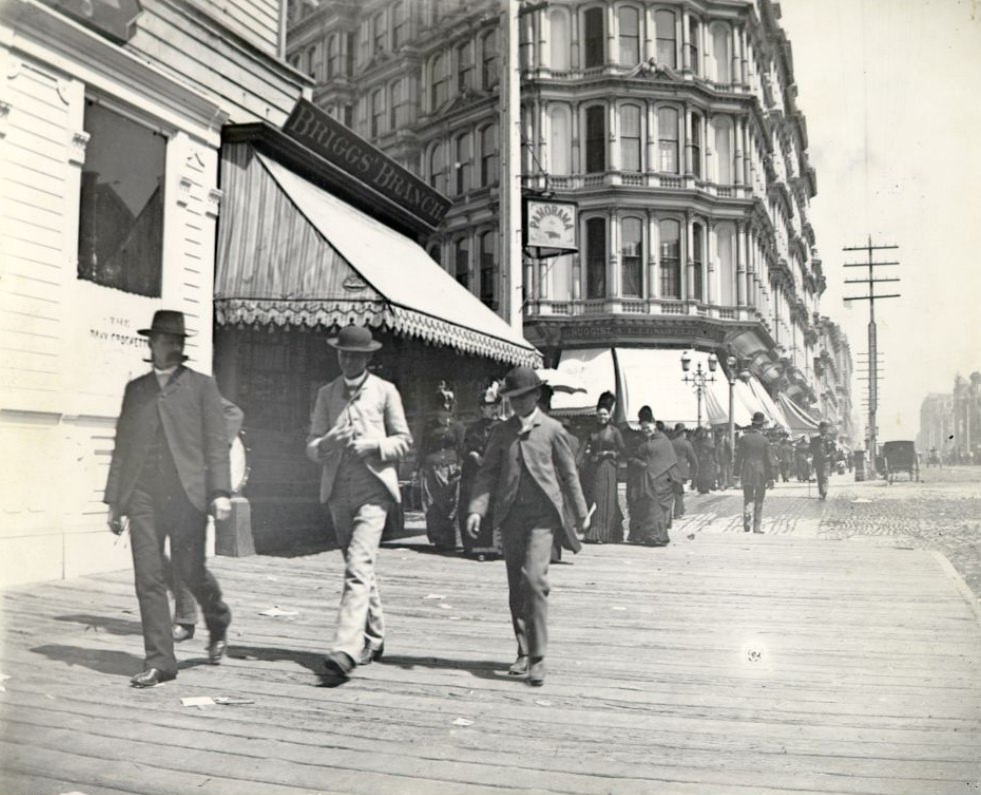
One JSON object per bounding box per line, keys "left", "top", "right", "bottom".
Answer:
{"left": 517, "top": 407, "right": 540, "bottom": 434}
{"left": 343, "top": 372, "right": 369, "bottom": 390}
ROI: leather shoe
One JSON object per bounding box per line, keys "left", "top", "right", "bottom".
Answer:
{"left": 130, "top": 668, "right": 176, "bottom": 688}
{"left": 320, "top": 651, "right": 355, "bottom": 685}
{"left": 508, "top": 655, "right": 529, "bottom": 676}
{"left": 172, "top": 623, "right": 195, "bottom": 642}
{"left": 207, "top": 637, "right": 228, "bottom": 665}
{"left": 358, "top": 641, "right": 385, "bottom": 666}
{"left": 528, "top": 658, "right": 546, "bottom": 687}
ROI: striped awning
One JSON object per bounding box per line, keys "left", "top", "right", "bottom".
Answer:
{"left": 778, "top": 392, "right": 822, "bottom": 433}
{"left": 214, "top": 149, "right": 541, "bottom": 368}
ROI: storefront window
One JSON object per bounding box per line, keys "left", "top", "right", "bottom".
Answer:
{"left": 77, "top": 100, "right": 165, "bottom": 297}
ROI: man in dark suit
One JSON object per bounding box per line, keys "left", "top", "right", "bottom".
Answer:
{"left": 734, "top": 411, "right": 776, "bottom": 534}
{"left": 104, "top": 310, "right": 233, "bottom": 688}
{"left": 670, "top": 424, "right": 698, "bottom": 518}
{"left": 465, "top": 367, "right": 589, "bottom": 687}
{"left": 809, "top": 421, "right": 835, "bottom": 500}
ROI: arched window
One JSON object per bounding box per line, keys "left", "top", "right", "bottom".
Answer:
{"left": 620, "top": 104, "right": 641, "bottom": 172}
{"left": 583, "top": 7, "right": 604, "bottom": 68}
{"left": 586, "top": 217, "right": 607, "bottom": 299}
{"left": 585, "top": 105, "right": 605, "bottom": 173}
{"left": 618, "top": 7, "right": 639, "bottom": 66}
{"left": 548, "top": 7, "right": 570, "bottom": 71}
{"left": 393, "top": 1, "right": 407, "bottom": 48}
{"left": 458, "top": 41, "right": 475, "bottom": 93}
{"left": 710, "top": 22, "right": 731, "bottom": 84}
{"left": 454, "top": 237, "right": 471, "bottom": 290}
{"left": 327, "top": 34, "right": 339, "bottom": 78}
{"left": 717, "top": 223, "right": 736, "bottom": 306}
{"left": 655, "top": 10, "right": 676, "bottom": 69}
{"left": 370, "top": 88, "right": 384, "bottom": 137}
{"left": 306, "top": 45, "right": 318, "bottom": 79}
{"left": 479, "top": 231, "right": 498, "bottom": 309}
{"left": 455, "top": 132, "right": 472, "bottom": 195}
{"left": 659, "top": 219, "right": 681, "bottom": 298}
{"left": 657, "top": 107, "right": 679, "bottom": 173}
{"left": 687, "top": 16, "right": 700, "bottom": 75}
{"left": 690, "top": 112, "right": 703, "bottom": 177}
{"left": 621, "top": 217, "right": 643, "bottom": 297}
{"left": 692, "top": 222, "right": 705, "bottom": 300}
{"left": 429, "top": 142, "right": 445, "bottom": 190}
{"left": 480, "top": 124, "right": 499, "bottom": 186}
{"left": 548, "top": 104, "right": 572, "bottom": 175}
{"left": 714, "top": 115, "right": 733, "bottom": 184}
{"left": 482, "top": 29, "right": 499, "bottom": 89}
{"left": 431, "top": 53, "right": 449, "bottom": 109}
{"left": 389, "top": 79, "right": 404, "bottom": 129}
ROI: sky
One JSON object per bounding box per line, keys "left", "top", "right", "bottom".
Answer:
{"left": 776, "top": 0, "right": 981, "bottom": 443}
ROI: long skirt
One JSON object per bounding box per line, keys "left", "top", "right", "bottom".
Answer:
{"left": 695, "top": 454, "right": 715, "bottom": 494}
{"left": 633, "top": 476, "right": 675, "bottom": 546}
{"left": 583, "top": 459, "right": 623, "bottom": 544}
{"left": 422, "top": 460, "right": 460, "bottom": 550}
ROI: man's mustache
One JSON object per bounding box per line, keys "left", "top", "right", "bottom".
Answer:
{"left": 144, "top": 353, "right": 189, "bottom": 365}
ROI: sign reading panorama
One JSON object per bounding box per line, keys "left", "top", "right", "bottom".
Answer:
{"left": 282, "top": 100, "right": 450, "bottom": 228}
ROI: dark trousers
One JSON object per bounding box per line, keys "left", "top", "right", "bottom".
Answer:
{"left": 673, "top": 480, "right": 686, "bottom": 517}
{"left": 500, "top": 499, "right": 559, "bottom": 661}
{"left": 815, "top": 463, "right": 828, "bottom": 498}
{"left": 741, "top": 482, "right": 766, "bottom": 531}
{"left": 128, "top": 485, "right": 230, "bottom": 674}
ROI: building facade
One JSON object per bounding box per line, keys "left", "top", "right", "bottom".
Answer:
{"left": 918, "top": 373, "right": 981, "bottom": 463}
{"left": 288, "top": 0, "right": 851, "bottom": 428}
{"left": 0, "top": 0, "right": 307, "bottom": 585}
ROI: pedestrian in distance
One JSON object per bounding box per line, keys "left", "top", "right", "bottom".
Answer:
{"left": 628, "top": 407, "right": 680, "bottom": 546}
{"left": 459, "top": 382, "right": 504, "bottom": 560}
{"left": 306, "top": 324, "right": 412, "bottom": 684}
{"left": 104, "top": 310, "right": 233, "bottom": 688}
{"left": 669, "top": 423, "right": 698, "bottom": 518}
{"left": 419, "top": 381, "right": 466, "bottom": 551}
{"left": 734, "top": 411, "right": 776, "bottom": 534}
{"left": 578, "top": 391, "right": 625, "bottom": 544}
{"left": 465, "top": 366, "right": 590, "bottom": 687}
{"left": 809, "top": 421, "right": 836, "bottom": 500}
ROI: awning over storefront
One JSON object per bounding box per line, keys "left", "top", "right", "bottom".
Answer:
{"left": 549, "top": 349, "right": 617, "bottom": 415}
{"left": 778, "top": 392, "right": 822, "bottom": 433}
{"left": 215, "top": 150, "right": 540, "bottom": 367}
{"left": 615, "top": 348, "right": 731, "bottom": 427}
{"left": 747, "top": 375, "right": 790, "bottom": 431}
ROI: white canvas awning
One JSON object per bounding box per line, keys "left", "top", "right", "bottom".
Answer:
{"left": 548, "top": 349, "right": 617, "bottom": 414}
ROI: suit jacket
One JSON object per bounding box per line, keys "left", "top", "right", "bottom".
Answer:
{"left": 670, "top": 435, "right": 698, "bottom": 480}
{"left": 305, "top": 373, "right": 412, "bottom": 504}
{"left": 468, "top": 410, "right": 588, "bottom": 553}
{"left": 734, "top": 428, "right": 776, "bottom": 488}
{"left": 104, "top": 366, "right": 231, "bottom": 514}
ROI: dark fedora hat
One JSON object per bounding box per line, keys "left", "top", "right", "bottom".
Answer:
{"left": 751, "top": 411, "right": 767, "bottom": 426}
{"left": 138, "top": 310, "right": 191, "bottom": 337}
{"left": 500, "top": 366, "right": 543, "bottom": 398}
{"left": 327, "top": 324, "right": 382, "bottom": 352}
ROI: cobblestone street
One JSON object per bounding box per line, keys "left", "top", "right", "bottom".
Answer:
{"left": 674, "top": 466, "right": 981, "bottom": 604}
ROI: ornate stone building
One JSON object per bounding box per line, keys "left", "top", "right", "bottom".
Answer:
{"left": 287, "top": 0, "right": 852, "bottom": 432}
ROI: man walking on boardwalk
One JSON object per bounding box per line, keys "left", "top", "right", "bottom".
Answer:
{"left": 669, "top": 424, "right": 698, "bottom": 518}
{"left": 306, "top": 325, "right": 412, "bottom": 684}
{"left": 104, "top": 310, "right": 233, "bottom": 688}
{"left": 734, "top": 411, "right": 776, "bottom": 534}
{"left": 810, "top": 421, "right": 836, "bottom": 500}
{"left": 465, "top": 367, "right": 589, "bottom": 687}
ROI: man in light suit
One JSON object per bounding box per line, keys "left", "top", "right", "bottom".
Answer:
{"left": 465, "top": 367, "right": 589, "bottom": 687}
{"left": 306, "top": 325, "right": 412, "bottom": 684}
{"left": 734, "top": 411, "right": 776, "bottom": 533}
{"left": 105, "top": 310, "right": 232, "bottom": 688}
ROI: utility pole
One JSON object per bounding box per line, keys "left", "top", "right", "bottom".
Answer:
{"left": 843, "top": 237, "right": 900, "bottom": 478}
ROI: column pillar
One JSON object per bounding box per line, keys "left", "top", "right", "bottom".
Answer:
{"left": 685, "top": 211, "right": 695, "bottom": 301}
{"left": 681, "top": 7, "right": 691, "bottom": 73}
{"left": 648, "top": 211, "right": 659, "bottom": 299}
{"left": 610, "top": 211, "right": 621, "bottom": 297}
{"left": 644, "top": 6, "right": 655, "bottom": 62}
{"left": 707, "top": 220, "right": 717, "bottom": 306}
{"left": 607, "top": 4, "right": 617, "bottom": 67}
{"left": 608, "top": 101, "right": 619, "bottom": 172}
{"left": 646, "top": 99, "right": 657, "bottom": 175}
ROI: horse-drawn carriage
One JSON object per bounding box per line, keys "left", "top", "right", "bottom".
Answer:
{"left": 881, "top": 440, "right": 920, "bottom": 484}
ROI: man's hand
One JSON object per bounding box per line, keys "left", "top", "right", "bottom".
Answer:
{"left": 579, "top": 511, "right": 592, "bottom": 534}
{"left": 107, "top": 506, "right": 125, "bottom": 536}
{"left": 464, "top": 513, "right": 481, "bottom": 540}
{"left": 212, "top": 497, "right": 232, "bottom": 521}
{"left": 350, "top": 438, "right": 379, "bottom": 459}
{"left": 319, "top": 425, "right": 354, "bottom": 453}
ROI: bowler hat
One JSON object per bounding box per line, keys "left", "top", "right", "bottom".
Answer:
{"left": 751, "top": 411, "right": 767, "bottom": 426}
{"left": 500, "top": 366, "right": 543, "bottom": 398}
{"left": 327, "top": 324, "right": 382, "bottom": 352}
{"left": 138, "top": 310, "right": 191, "bottom": 338}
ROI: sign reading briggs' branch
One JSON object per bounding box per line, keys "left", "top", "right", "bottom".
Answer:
{"left": 283, "top": 100, "right": 450, "bottom": 228}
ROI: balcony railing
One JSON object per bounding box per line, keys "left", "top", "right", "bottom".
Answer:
{"left": 528, "top": 172, "right": 749, "bottom": 197}
{"left": 525, "top": 298, "right": 750, "bottom": 321}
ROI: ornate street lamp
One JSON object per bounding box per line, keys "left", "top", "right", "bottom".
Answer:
{"left": 681, "top": 350, "right": 717, "bottom": 429}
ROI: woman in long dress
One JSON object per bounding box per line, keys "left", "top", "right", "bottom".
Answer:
{"left": 628, "top": 406, "right": 679, "bottom": 546}
{"left": 579, "top": 392, "right": 624, "bottom": 544}
{"left": 458, "top": 382, "right": 502, "bottom": 559}
{"left": 693, "top": 426, "right": 716, "bottom": 494}
{"left": 420, "top": 382, "right": 466, "bottom": 550}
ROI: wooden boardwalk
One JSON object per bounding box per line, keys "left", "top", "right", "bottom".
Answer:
{"left": 2, "top": 531, "right": 980, "bottom": 795}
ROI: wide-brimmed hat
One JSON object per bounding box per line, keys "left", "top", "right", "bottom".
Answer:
{"left": 138, "top": 310, "right": 191, "bottom": 338}
{"left": 500, "top": 366, "right": 543, "bottom": 398}
{"left": 327, "top": 324, "right": 382, "bottom": 352}
{"left": 751, "top": 411, "right": 767, "bottom": 426}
